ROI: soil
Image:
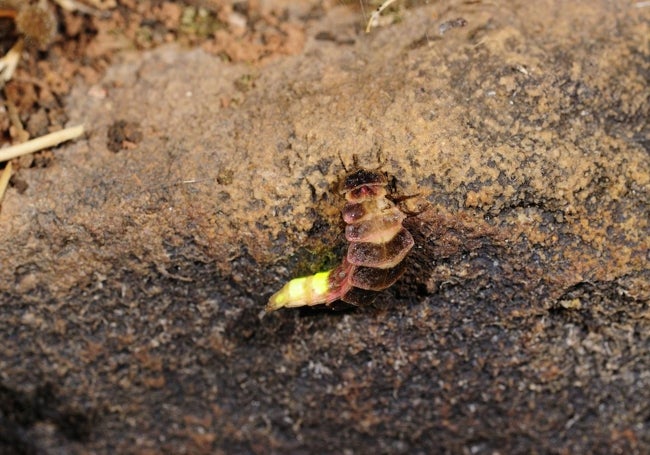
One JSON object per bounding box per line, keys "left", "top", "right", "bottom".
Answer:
{"left": 0, "top": 0, "right": 648, "bottom": 453}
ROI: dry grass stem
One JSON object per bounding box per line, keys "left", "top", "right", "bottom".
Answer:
{"left": 0, "top": 160, "right": 12, "bottom": 206}
{"left": 365, "top": 0, "right": 400, "bottom": 33}
{"left": 0, "top": 124, "right": 85, "bottom": 162}
{"left": 0, "top": 38, "right": 23, "bottom": 82}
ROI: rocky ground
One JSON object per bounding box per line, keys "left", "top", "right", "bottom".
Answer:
{"left": 0, "top": 0, "right": 648, "bottom": 453}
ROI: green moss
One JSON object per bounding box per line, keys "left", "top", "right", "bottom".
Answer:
{"left": 289, "top": 245, "right": 344, "bottom": 277}
{"left": 179, "top": 6, "right": 225, "bottom": 39}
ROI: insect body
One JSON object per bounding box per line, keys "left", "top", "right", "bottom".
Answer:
{"left": 266, "top": 169, "right": 414, "bottom": 312}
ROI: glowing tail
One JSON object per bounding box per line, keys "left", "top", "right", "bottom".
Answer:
{"left": 266, "top": 270, "right": 335, "bottom": 312}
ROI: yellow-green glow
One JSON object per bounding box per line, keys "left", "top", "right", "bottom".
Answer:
{"left": 266, "top": 270, "right": 333, "bottom": 312}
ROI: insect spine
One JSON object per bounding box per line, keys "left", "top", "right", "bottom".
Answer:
{"left": 266, "top": 168, "right": 414, "bottom": 312}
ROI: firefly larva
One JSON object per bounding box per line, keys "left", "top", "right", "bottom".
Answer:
{"left": 266, "top": 168, "right": 414, "bottom": 312}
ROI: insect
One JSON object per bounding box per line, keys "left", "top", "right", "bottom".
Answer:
{"left": 266, "top": 168, "right": 414, "bottom": 312}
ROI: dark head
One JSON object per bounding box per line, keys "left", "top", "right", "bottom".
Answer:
{"left": 339, "top": 169, "right": 388, "bottom": 194}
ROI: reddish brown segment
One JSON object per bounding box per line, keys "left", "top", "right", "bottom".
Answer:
{"left": 347, "top": 228, "right": 414, "bottom": 268}
{"left": 336, "top": 168, "right": 414, "bottom": 304}
{"left": 350, "top": 260, "right": 410, "bottom": 291}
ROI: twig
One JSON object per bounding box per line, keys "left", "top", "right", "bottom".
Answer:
{"left": 6, "top": 98, "right": 28, "bottom": 143}
{"left": 51, "top": 0, "right": 114, "bottom": 15}
{"left": 0, "top": 38, "right": 23, "bottom": 82}
{"left": 365, "top": 0, "right": 400, "bottom": 33}
{"left": 0, "top": 160, "right": 12, "bottom": 205}
{"left": 0, "top": 124, "right": 85, "bottom": 162}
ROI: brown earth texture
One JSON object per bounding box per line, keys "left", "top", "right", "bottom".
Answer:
{"left": 0, "top": 0, "right": 649, "bottom": 453}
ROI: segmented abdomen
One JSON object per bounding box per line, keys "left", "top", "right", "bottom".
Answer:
{"left": 341, "top": 196, "right": 413, "bottom": 293}
{"left": 266, "top": 169, "right": 414, "bottom": 312}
